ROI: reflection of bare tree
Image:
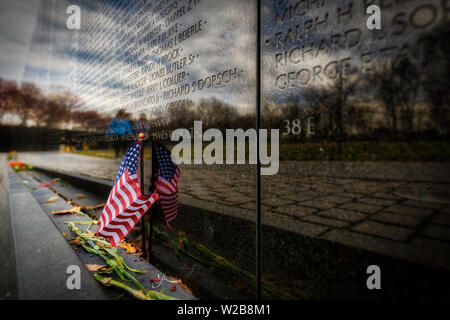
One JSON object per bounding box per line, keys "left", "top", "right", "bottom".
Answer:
{"left": 169, "top": 97, "right": 244, "bottom": 132}
{"left": 396, "top": 57, "right": 420, "bottom": 134}
{"left": 0, "top": 78, "right": 109, "bottom": 131}
{"left": 71, "top": 109, "right": 109, "bottom": 131}
{"left": 0, "top": 79, "right": 19, "bottom": 120}
{"left": 368, "top": 63, "right": 398, "bottom": 136}
{"left": 262, "top": 101, "right": 300, "bottom": 132}
{"left": 327, "top": 75, "right": 360, "bottom": 148}
{"left": 197, "top": 98, "right": 238, "bottom": 129}
{"left": 303, "top": 74, "right": 361, "bottom": 154}
{"left": 31, "top": 93, "right": 75, "bottom": 127}
{"left": 261, "top": 101, "right": 281, "bottom": 130}
{"left": 368, "top": 53, "right": 420, "bottom": 138}
{"left": 18, "top": 82, "right": 42, "bottom": 126}
{"left": 168, "top": 100, "right": 197, "bottom": 130}
{"left": 302, "top": 87, "right": 328, "bottom": 138}
{"left": 0, "top": 80, "right": 69, "bottom": 127}
{"left": 421, "top": 24, "right": 450, "bottom": 135}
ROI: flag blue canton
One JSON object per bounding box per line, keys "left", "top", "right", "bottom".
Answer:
{"left": 115, "top": 142, "right": 140, "bottom": 184}
{"left": 155, "top": 144, "right": 177, "bottom": 180}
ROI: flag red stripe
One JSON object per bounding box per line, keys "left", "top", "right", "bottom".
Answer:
{"left": 97, "top": 167, "right": 158, "bottom": 247}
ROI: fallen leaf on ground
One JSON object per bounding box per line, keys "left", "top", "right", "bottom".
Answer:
{"left": 40, "top": 181, "right": 54, "bottom": 188}
{"left": 163, "top": 241, "right": 173, "bottom": 248}
{"left": 169, "top": 277, "right": 193, "bottom": 295}
{"left": 178, "top": 281, "right": 193, "bottom": 295}
{"left": 22, "top": 181, "right": 28, "bottom": 185}
{"left": 118, "top": 242, "right": 137, "bottom": 254}
{"left": 69, "top": 237, "right": 81, "bottom": 245}
{"left": 51, "top": 206, "right": 81, "bottom": 215}
{"left": 44, "top": 196, "right": 58, "bottom": 203}
{"left": 170, "top": 285, "right": 177, "bottom": 292}
{"left": 62, "top": 233, "right": 66, "bottom": 237}
{"left": 95, "top": 241, "right": 109, "bottom": 248}
{"left": 85, "top": 264, "right": 105, "bottom": 271}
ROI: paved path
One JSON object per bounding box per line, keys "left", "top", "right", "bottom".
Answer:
{"left": 18, "top": 151, "right": 450, "bottom": 270}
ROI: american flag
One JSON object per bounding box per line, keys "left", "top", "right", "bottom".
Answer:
{"left": 97, "top": 141, "right": 158, "bottom": 246}
{"left": 152, "top": 142, "right": 180, "bottom": 230}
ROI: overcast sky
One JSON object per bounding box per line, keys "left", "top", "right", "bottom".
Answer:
{"left": 0, "top": 0, "right": 40, "bottom": 84}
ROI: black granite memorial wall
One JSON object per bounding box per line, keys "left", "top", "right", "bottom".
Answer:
{"left": 261, "top": 0, "right": 450, "bottom": 299}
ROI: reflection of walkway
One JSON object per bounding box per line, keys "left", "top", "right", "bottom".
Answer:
{"left": 19, "top": 151, "right": 450, "bottom": 270}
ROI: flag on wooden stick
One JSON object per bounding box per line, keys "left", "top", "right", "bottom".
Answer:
{"left": 97, "top": 141, "right": 158, "bottom": 246}
{"left": 151, "top": 142, "right": 180, "bottom": 230}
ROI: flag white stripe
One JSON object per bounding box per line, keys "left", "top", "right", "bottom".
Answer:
{"left": 97, "top": 164, "right": 158, "bottom": 246}
{"left": 117, "top": 175, "right": 132, "bottom": 208}
{"left": 97, "top": 229, "right": 120, "bottom": 245}
{"left": 112, "top": 217, "right": 136, "bottom": 228}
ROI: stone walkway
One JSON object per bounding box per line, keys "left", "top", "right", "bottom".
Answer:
{"left": 0, "top": 154, "right": 18, "bottom": 299}
{"left": 18, "top": 151, "right": 450, "bottom": 270}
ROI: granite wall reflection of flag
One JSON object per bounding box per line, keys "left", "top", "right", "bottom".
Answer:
{"left": 152, "top": 142, "right": 180, "bottom": 230}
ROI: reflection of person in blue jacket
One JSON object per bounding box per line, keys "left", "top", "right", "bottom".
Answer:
{"left": 106, "top": 109, "right": 133, "bottom": 159}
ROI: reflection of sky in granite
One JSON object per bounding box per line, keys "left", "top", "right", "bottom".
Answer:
{"left": 0, "top": 0, "right": 39, "bottom": 84}
{"left": 15, "top": 0, "right": 258, "bottom": 116}
{"left": 0, "top": 0, "right": 445, "bottom": 114}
